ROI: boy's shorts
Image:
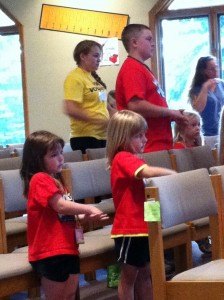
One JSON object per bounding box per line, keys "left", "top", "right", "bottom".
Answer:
{"left": 114, "top": 236, "right": 150, "bottom": 268}
{"left": 30, "top": 255, "right": 80, "bottom": 282}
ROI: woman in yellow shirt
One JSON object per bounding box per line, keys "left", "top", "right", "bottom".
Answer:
{"left": 64, "top": 40, "right": 111, "bottom": 153}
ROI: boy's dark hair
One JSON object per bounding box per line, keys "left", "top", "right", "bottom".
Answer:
{"left": 121, "top": 24, "right": 150, "bottom": 52}
{"left": 20, "top": 130, "right": 64, "bottom": 197}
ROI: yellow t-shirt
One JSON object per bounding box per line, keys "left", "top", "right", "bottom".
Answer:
{"left": 64, "top": 67, "right": 109, "bottom": 140}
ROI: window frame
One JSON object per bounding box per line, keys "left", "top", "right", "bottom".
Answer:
{"left": 149, "top": 1, "right": 224, "bottom": 89}
{"left": 0, "top": 3, "right": 29, "bottom": 143}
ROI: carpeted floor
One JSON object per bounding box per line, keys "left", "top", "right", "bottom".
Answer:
{"left": 10, "top": 241, "right": 211, "bottom": 300}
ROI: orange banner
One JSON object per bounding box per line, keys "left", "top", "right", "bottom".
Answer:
{"left": 39, "top": 4, "right": 129, "bottom": 39}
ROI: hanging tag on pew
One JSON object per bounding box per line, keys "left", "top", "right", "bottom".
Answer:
{"left": 144, "top": 199, "right": 161, "bottom": 222}
{"left": 75, "top": 217, "right": 85, "bottom": 244}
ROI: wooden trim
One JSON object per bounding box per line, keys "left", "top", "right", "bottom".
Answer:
{"left": 145, "top": 186, "right": 166, "bottom": 300}
{"left": 149, "top": 0, "right": 174, "bottom": 17}
{"left": 18, "top": 23, "right": 30, "bottom": 137}
{"left": 148, "top": 0, "right": 174, "bottom": 78}
{"left": 166, "top": 281, "right": 224, "bottom": 299}
{"left": 157, "top": 6, "right": 224, "bottom": 18}
{"left": 0, "top": 273, "right": 39, "bottom": 297}
{"left": 61, "top": 168, "right": 73, "bottom": 194}
{"left": 212, "top": 148, "right": 219, "bottom": 165}
{"left": 0, "top": 3, "right": 20, "bottom": 26}
{"left": 169, "top": 153, "right": 178, "bottom": 171}
{"left": 210, "top": 174, "right": 224, "bottom": 259}
{"left": 0, "top": 179, "right": 7, "bottom": 254}
{"left": 0, "top": 25, "right": 18, "bottom": 35}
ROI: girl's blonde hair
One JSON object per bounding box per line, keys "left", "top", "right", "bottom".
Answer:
{"left": 218, "top": 107, "right": 224, "bottom": 164}
{"left": 174, "top": 111, "right": 202, "bottom": 147}
{"left": 106, "top": 110, "right": 147, "bottom": 166}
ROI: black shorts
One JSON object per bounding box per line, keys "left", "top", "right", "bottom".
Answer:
{"left": 114, "top": 236, "right": 150, "bottom": 268}
{"left": 30, "top": 255, "right": 80, "bottom": 282}
{"left": 70, "top": 137, "right": 106, "bottom": 154}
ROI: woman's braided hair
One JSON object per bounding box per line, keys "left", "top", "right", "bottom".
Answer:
{"left": 73, "top": 40, "right": 107, "bottom": 89}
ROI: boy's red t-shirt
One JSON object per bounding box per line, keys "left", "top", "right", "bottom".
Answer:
{"left": 116, "top": 57, "right": 173, "bottom": 152}
{"left": 27, "top": 172, "right": 78, "bottom": 262}
{"left": 173, "top": 141, "right": 186, "bottom": 149}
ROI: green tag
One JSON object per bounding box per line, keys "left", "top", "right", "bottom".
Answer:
{"left": 144, "top": 199, "right": 161, "bottom": 222}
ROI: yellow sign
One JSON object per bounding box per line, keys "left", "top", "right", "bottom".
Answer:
{"left": 39, "top": 4, "right": 129, "bottom": 39}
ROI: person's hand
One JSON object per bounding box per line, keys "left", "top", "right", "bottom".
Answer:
{"left": 203, "top": 78, "right": 218, "bottom": 92}
{"left": 86, "top": 206, "right": 109, "bottom": 221}
{"left": 167, "top": 170, "right": 177, "bottom": 175}
{"left": 169, "top": 109, "right": 188, "bottom": 125}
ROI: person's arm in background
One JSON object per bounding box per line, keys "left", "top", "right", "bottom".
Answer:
{"left": 64, "top": 100, "right": 108, "bottom": 128}
{"left": 137, "top": 164, "right": 176, "bottom": 178}
{"left": 49, "top": 192, "right": 108, "bottom": 221}
{"left": 191, "top": 79, "right": 217, "bottom": 113}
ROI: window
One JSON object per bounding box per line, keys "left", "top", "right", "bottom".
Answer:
{"left": 161, "top": 16, "right": 210, "bottom": 109}
{"left": 0, "top": 6, "right": 27, "bottom": 147}
{"left": 169, "top": 0, "right": 224, "bottom": 10}
{"left": 150, "top": 1, "right": 224, "bottom": 110}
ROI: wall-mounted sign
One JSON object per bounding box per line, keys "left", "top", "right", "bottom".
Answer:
{"left": 39, "top": 4, "right": 129, "bottom": 39}
{"left": 99, "top": 37, "right": 119, "bottom": 66}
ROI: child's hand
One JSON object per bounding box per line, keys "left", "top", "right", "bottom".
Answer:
{"left": 168, "top": 170, "right": 177, "bottom": 175}
{"left": 88, "top": 213, "right": 109, "bottom": 221}
{"left": 86, "top": 206, "right": 109, "bottom": 221}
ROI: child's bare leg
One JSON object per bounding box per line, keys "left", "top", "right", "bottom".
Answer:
{"left": 64, "top": 274, "right": 79, "bottom": 300}
{"left": 41, "top": 274, "right": 78, "bottom": 300}
{"left": 41, "top": 277, "right": 67, "bottom": 300}
{"left": 118, "top": 263, "right": 138, "bottom": 300}
{"left": 134, "top": 264, "right": 153, "bottom": 300}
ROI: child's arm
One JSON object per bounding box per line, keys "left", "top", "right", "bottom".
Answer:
{"left": 137, "top": 165, "right": 176, "bottom": 179}
{"left": 49, "top": 194, "right": 109, "bottom": 221}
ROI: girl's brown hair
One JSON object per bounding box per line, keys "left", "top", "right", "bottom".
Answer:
{"left": 73, "top": 40, "right": 106, "bottom": 89}
{"left": 188, "top": 55, "right": 216, "bottom": 103}
{"left": 106, "top": 110, "right": 147, "bottom": 166}
{"left": 20, "top": 130, "right": 64, "bottom": 197}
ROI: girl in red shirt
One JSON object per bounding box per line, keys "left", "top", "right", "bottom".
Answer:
{"left": 20, "top": 130, "right": 108, "bottom": 300}
{"left": 106, "top": 110, "right": 175, "bottom": 300}
{"left": 173, "top": 110, "right": 202, "bottom": 149}
{"left": 173, "top": 111, "right": 211, "bottom": 254}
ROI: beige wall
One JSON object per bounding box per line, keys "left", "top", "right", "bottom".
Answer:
{"left": 0, "top": 0, "right": 156, "bottom": 142}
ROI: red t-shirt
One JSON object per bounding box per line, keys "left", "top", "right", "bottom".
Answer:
{"left": 27, "top": 172, "right": 78, "bottom": 261}
{"left": 111, "top": 151, "right": 148, "bottom": 237}
{"left": 173, "top": 141, "right": 186, "bottom": 149}
{"left": 116, "top": 57, "right": 173, "bottom": 152}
